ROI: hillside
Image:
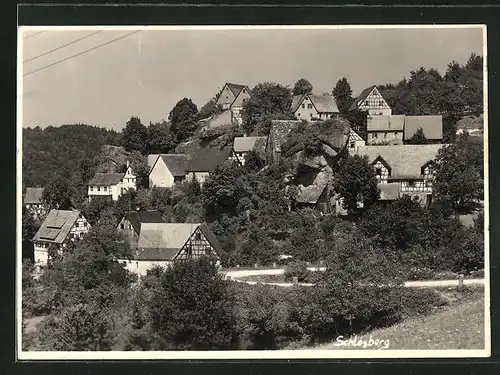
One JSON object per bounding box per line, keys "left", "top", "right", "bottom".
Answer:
{"left": 22, "top": 125, "right": 120, "bottom": 189}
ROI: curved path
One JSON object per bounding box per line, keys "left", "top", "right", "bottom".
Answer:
{"left": 223, "top": 267, "right": 485, "bottom": 288}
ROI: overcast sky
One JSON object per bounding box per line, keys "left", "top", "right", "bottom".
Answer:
{"left": 21, "top": 27, "right": 484, "bottom": 130}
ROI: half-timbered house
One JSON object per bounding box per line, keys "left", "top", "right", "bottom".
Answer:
{"left": 348, "top": 85, "right": 392, "bottom": 116}
{"left": 356, "top": 144, "right": 444, "bottom": 206}
{"left": 31, "top": 209, "right": 91, "bottom": 267}
{"left": 121, "top": 222, "right": 224, "bottom": 277}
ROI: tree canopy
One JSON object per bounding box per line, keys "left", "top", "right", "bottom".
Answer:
{"left": 122, "top": 116, "right": 147, "bottom": 153}
{"left": 292, "top": 78, "right": 313, "bottom": 96}
{"left": 242, "top": 82, "right": 294, "bottom": 136}
{"left": 332, "top": 77, "right": 354, "bottom": 115}
{"left": 406, "top": 127, "right": 428, "bottom": 144}
{"left": 168, "top": 98, "right": 199, "bottom": 143}
{"left": 433, "top": 133, "right": 484, "bottom": 214}
{"left": 333, "top": 155, "right": 380, "bottom": 215}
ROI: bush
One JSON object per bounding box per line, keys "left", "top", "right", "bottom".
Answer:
{"left": 284, "top": 261, "right": 311, "bottom": 283}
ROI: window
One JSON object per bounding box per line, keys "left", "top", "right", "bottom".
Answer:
{"left": 83, "top": 221, "right": 87, "bottom": 227}
{"left": 103, "top": 186, "right": 107, "bottom": 191}
{"left": 408, "top": 181, "right": 416, "bottom": 188}
{"left": 301, "top": 103, "right": 305, "bottom": 108}
{"left": 120, "top": 224, "right": 124, "bottom": 229}
{"left": 394, "top": 132, "right": 398, "bottom": 136}
{"left": 129, "top": 224, "right": 133, "bottom": 230}
{"left": 297, "top": 113, "right": 301, "bottom": 117}
{"left": 350, "top": 141, "right": 355, "bottom": 149}
{"left": 384, "top": 132, "right": 388, "bottom": 138}
{"left": 205, "top": 247, "right": 211, "bottom": 255}
{"left": 307, "top": 104, "right": 313, "bottom": 109}
{"left": 373, "top": 133, "right": 378, "bottom": 139}
{"left": 379, "top": 100, "right": 384, "bottom": 106}
{"left": 364, "top": 100, "right": 369, "bottom": 106}
{"left": 75, "top": 222, "right": 79, "bottom": 228}
{"left": 97, "top": 187, "right": 100, "bottom": 192}
{"left": 195, "top": 232, "right": 202, "bottom": 241}
{"left": 310, "top": 113, "right": 313, "bottom": 117}
{"left": 90, "top": 186, "right": 93, "bottom": 192}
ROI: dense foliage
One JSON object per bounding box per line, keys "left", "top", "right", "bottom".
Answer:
{"left": 292, "top": 78, "right": 313, "bottom": 96}
{"left": 242, "top": 82, "right": 294, "bottom": 135}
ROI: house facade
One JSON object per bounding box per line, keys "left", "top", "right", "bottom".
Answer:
{"left": 356, "top": 144, "right": 444, "bottom": 206}
{"left": 117, "top": 210, "right": 164, "bottom": 250}
{"left": 148, "top": 154, "right": 188, "bottom": 188}
{"left": 32, "top": 209, "right": 90, "bottom": 267}
{"left": 348, "top": 129, "right": 366, "bottom": 155}
{"left": 120, "top": 222, "right": 224, "bottom": 277}
{"left": 291, "top": 93, "right": 340, "bottom": 121}
{"left": 185, "top": 147, "right": 232, "bottom": 186}
{"left": 230, "top": 136, "right": 268, "bottom": 166}
{"left": 367, "top": 115, "right": 405, "bottom": 145}
{"left": 24, "top": 187, "right": 47, "bottom": 219}
{"left": 88, "top": 161, "right": 137, "bottom": 201}
{"left": 348, "top": 85, "right": 392, "bottom": 116}
{"left": 214, "top": 83, "right": 251, "bottom": 125}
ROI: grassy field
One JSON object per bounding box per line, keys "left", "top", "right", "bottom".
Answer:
{"left": 311, "top": 286, "right": 485, "bottom": 350}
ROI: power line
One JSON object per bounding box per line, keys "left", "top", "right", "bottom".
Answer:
{"left": 23, "top": 31, "right": 102, "bottom": 63}
{"left": 23, "top": 30, "right": 141, "bottom": 77}
{"left": 24, "top": 31, "right": 45, "bottom": 40}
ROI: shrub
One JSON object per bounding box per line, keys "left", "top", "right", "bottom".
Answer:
{"left": 284, "top": 260, "right": 311, "bottom": 282}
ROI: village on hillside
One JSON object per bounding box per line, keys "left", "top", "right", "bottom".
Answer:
{"left": 21, "top": 45, "right": 485, "bottom": 352}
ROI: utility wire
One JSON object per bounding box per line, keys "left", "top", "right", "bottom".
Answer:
{"left": 23, "top": 30, "right": 141, "bottom": 77}
{"left": 23, "top": 31, "right": 45, "bottom": 40}
{"left": 23, "top": 30, "right": 102, "bottom": 63}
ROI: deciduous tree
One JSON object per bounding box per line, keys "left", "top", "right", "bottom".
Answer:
{"left": 292, "top": 78, "right": 313, "bottom": 96}
{"left": 333, "top": 155, "right": 379, "bottom": 215}
{"left": 122, "top": 116, "right": 147, "bottom": 153}
{"left": 168, "top": 98, "right": 199, "bottom": 143}
{"left": 406, "top": 127, "right": 428, "bottom": 144}
{"left": 332, "top": 77, "right": 354, "bottom": 115}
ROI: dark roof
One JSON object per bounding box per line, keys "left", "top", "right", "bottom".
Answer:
{"left": 24, "top": 187, "right": 44, "bottom": 204}
{"left": 121, "top": 210, "right": 164, "bottom": 234}
{"left": 185, "top": 147, "right": 232, "bottom": 172}
{"left": 348, "top": 85, "right": 376, "bottom": 111}
{"left": 32, "top": 209, "right": 84, "bottom": 244}
{"left": 404, "top": 116, "right": 443, "bottom": 140}
{"left": 134, "top": 222, "right": 224, "bottom": 260}
{"left": 88, "top": 173, "right": 124, "bottom": 186}
{"left": 226, "top": 83, "right": 248, "bottom": 97}
{"left": 269, "top": 120, "right": 302, "bottom": 154}
{"left": 233, "top": 136, "right": 268, "bottom": 155}
{"left": 149, "top": 154, "right": 188, "bottom": 176}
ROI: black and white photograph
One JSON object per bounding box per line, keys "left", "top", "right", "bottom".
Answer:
{"left": 17, "top": 25, "right": 489, "bottom": 359}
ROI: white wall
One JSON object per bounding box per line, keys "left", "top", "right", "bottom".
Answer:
{"left": 149, "top": 157, "right": 175, "bottom": 188}
{"left": 119, "top": 259, "right": 173, "bottom": 277}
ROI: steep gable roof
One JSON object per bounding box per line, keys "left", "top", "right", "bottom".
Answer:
{"left": 349, "top": 85, "right": 376, "bottom": 111}
{"left": 310, "top": 94, "right": 339, "bottom": 113}
{"left": 292, "top": 94, "right": 339, "bottom": 114}
{"left": 135, "top": 222, "right": 224, "bottom": 260}
{"left": 349, "top": 129, "right": 364, "bottom": 142}
{"left": 24, "top": 187, "right": 44, "bottom": 205}
{"left": 367, "top": 115, "right": 405, "bottom": 131}
{"left": 122, "top": 210, "right": 164, "bottom": 235}
{"left": 88, "top": 173, "right": 124, "bottom": 186}
{"left": 226, "top": 83, "right": 248, "bottom": 97}
{"left": 291, "top": 94, "right": 308, "bottom": 112}
{"left": 147, "top": 153, "right": 189, "bottom": 177}
{"left": 233, "top": 136, "right": 268, "bottom": 154}
{"left": 185, "top": 147, "right": 232, "bottom": 173}
{"left": 357, "top": 144, "right": 444, "bottom": 179}
{"left": 32, "top": 209, "right": 83, "bottom": 244}
{"left": 404, "top": 115, "right": 443, "bottom": 140}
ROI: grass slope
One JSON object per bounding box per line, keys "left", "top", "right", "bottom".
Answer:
{"left": 313, "top": 287, "right": 485, "bottom": 350}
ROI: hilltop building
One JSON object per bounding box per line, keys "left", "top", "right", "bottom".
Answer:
{"left": 291, "top": 93, "right": 340, "bottom": 121}
{"left": 348, "top": 85, "right": 392, "bottom": 116}
{"left": 87, "top": 161, "right": 136, "bottom": 201}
